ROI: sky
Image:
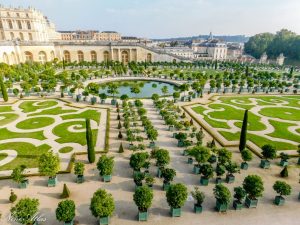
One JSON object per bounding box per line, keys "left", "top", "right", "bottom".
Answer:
{"left": 1, "top": 0, "right": 300, "bottom": 38}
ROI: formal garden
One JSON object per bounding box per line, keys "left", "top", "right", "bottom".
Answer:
{"left": 0, "top": 60, "right": 299, "bottom": 225}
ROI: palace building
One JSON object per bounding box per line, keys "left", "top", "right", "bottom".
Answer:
{"left": 0, "top": 5, "right": 180, "bottom": 65}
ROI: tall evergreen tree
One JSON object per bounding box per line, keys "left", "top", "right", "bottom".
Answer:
{"left": 239, "top": 110, "right": 248, "bottom": 152}
{"left": 86, "top": 119, "right": 95, "bottom": 163}
{"left": 0, "top": 75, "right": 8, "bottom": 102}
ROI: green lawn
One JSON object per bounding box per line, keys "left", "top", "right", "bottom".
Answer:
{"left": 0, "top": 106, "right": 13, "bottom": 112}
{"left": 59, "top": 146, "right": 73, "bottom": 154}
{"left": 267, "top": 120, "right": 300, "bottom": 143}
{"left": 29, "top": 107, "right": 77, "bottom": 116}
{"left": 0, "top": 128, "right": 46, "bottom": 141}
{"left": 53, "top": 121, "right": 98, "bottom": 146}
{"left": 0, "top": 113, "right": 19, "bottom": 126}
{"left": 19, "top": 100, "right": 58, "bottom": 113}
{"left": 16, "top": 117, "right": 55, "bottom": 129}
{"left": 61, "top": 109, "right": 101, "bottom": 124}
{"left": 0, "top": 142, "right": 51, "bottom": 170}
{"left": 259, "top": 107, "right": 299, "bottom": 121}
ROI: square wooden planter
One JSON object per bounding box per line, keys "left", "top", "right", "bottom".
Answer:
{"left": 169, "top": 125, "right": 175, "bottom": 132}
{"left": 178, "top": 140, "right": 184, "bottom": 147}
{"left": 76, "top": 175, "right": 84, "bottom": 184}
{"left": 194, "top": 204, "right": 203, "bottom": 214}
{"left": 187, "top": 157, "right": 193, "bottom": 164}
{"left": 19, "top": 179, "right": 29, "bottom": 189}
{"left": 297, "top": 158, "right": 300, "bottom": 165}
{"left": 149, "top": 142, "right": 156, "bottom": 148}
{"left": 274, "top": 196, "right": 285, "bottom": 206}
{"left": 99, "top": 216, "right": 109, "bottom": 225}
{"left": 233, "top": 200, "right": 243, "bottom": 210}
{"left": 103, "top": 175, "right": 112, "bottom": 182}
{"left": 226, "top": 174, "right": 235, "bottom": 184}
{"left": 240, "top": 162, "right": 248, "bottom": 170}
{"left": 170, "top": 208, "right": 181, "bottom": 217}
{"left": 182, "top": 149, "right": 188, "bottom": 156}
{"left": 193, "top": 165, "right": 201, "bottom": 174}
{"left": 245, "top": 197, "right": 258, "bottom": 208}
{"left": 64, "top": 220, "right": 74, "bottom": 225}
{"left": 215, "top": 201, "right": 228, "bottom": 212}
{"left": 260, "top": 160, "right": 270, "bottom": 169}
{"left": 138, "top": 211, "right": 148, "bottom": 221}
{"left": 279, "top": 160, "right": 288, "bottom": 167}
{"left": 156, "top": 168, "right": 162, "bottom": 178}
{"left": 200, "top": 177, "right": 209, "bottom": 186}
{"left": 215, "top": 177, "right": 222, "bottom": 184}
{"left": 163, "top": 182, "right": 170, "bottom": 191}
{"left": 48, "top": 176, "right": 58, "bottom": 187}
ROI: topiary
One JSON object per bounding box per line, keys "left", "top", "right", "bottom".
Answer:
{"left": 166, "top": 183, "right": 188, "bottom": 209}
{"left": 243, "top": 175, "right": 264, "bottom": 200}
{"left": 280, "top": 166, "right": 288, "bottom": 178}
{"left": 97, "top": 155, "right": 114, "bottom": 176}
{"left": 90, "top": 189, "right": 115, "bottom": 218}
{"left": 214, "top": 184, "right": 231, "bottom": 205}
{"left": 9, "top": 190, "right": 17, "bottom": 203}
{"left": 133, "top": 186, "right": 154, "bottom": 212}
{"left": 56, "top": 200, "right": 76, "bottom": 223}
{"left": 61, "top": 183, "right": 70, "bottom": 198}
{"left": 118, "top": 143, "right": 124, "bottom": 153}
{"left": 118, "top": 131, "right": 123, "bottom": 139}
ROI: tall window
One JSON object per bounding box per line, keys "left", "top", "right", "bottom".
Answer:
{"left": 50, "top": 51, "right": 55, "bottom": 61}
{"left": 8, "top": 20, "right": 13, "bottom": 29}
{"left": 38, "top": 51, "right": 47, "bottom": 63}
{"left": 28, "top": 33, "right": 33, "bottom": 41}
{"left": 17, "top": 21, "right": 22, "bottom": 29}
{"left": 77, "top": 51, "right": 84, "bottom": 62}
{"left": 146, "top": 53, "right": 152, "bottom": 62}
{"left": 19, "top": 32, "right": 24, "bottom": 40}
{"left": 27, "top": 21, "right": 31, "bottom": 30}
{"left": 121, "top": 51, "right": 129, "bottom": 64}
{"left": 0, "top": 21, "right": 3, "bottom": 29}
{"left": 24, "top": 51, "right": 33, "bottom": 62}
{"left": 10, "top": 32, "right": 14, "bottom": 40}
{"left": 91, "top": 51, "right": 97, "bottom": 62}
{"left": 63, "top": 51, "right": 71, "bottom": 63}
{"left": 103, "top": 51, "right": 109, "bottom": 62}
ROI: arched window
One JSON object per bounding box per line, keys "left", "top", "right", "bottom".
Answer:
{"left": 8, "top": 20, "right": 13, "bottom": 29}
{"left": 28, "top": 33, "right": 33, "bottom": 41}
{"left": 17, "top": 21, "right": 22, "bottom": 29}
{"left": 0, "top": 21, "right": 3, "bottom": 29}
{"left": 146, "top": 53, "right": 152, "bottom": 62}
{"left": 91, "top": 51, "right": 97, "bottom": 62}
{"left": 3, "top": 53, "right": 9, "bottom": 64}
{"left": 38, "top": 51, "right": 47, "bottom": 63}
{"left": 24, "top": 51, "right": 33, "bottom": 62}
{"left": 10, "top": 32, "right": 14, "bottom": 40}
{"left": 121, "top": 51, "right": 129, "bottom": 64}
{"left": 63, "top": 50, "right": 71, "bottom": 63}
{"left": 11, "top": 52, "right": 17, "bottom": 64}
{"left": 50, "top": 51, "right": 55, "bottom": 61}
{"left": 77, "top": 51, "right": 84, "bottom": 62}
{"left": 27, "top": 21, "right": 31, "bottom": 30}
{"left": 103, "top": 51, "right": 109, "bottom": 62}
{"left": 19, "top": 32, "right": 24, "bottom": 41}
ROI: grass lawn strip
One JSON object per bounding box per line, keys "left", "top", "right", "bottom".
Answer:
{"left": 29, "top": 107, "right": 77, "bottom": 116}
{"left": 16, "top": 117, "right": 55, "bottom": 130}
{"left": 0, "top": 106, "right": 13, "bottom": 112}
{"left": 259, "top": 107, "right": 299, "bottom": 121}
{"left": 267, "top": 120, "right": 300, "bottom": 143}
{"left": 61, "top": 109, "right": 101, "bottom": 125}
{"left": 0, "top": 128, "right": 46, "bottom": 141}
{"left": 0, "top": 113, "right": 19, "bottom": 126}
{"left": 19, "top": 100, "right": 58, "bottom": 113}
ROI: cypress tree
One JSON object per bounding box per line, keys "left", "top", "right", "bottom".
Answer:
{"left": 0, "top": 76, "right": 8, "bottom": 102}
{"left": 239, "top": 110, "right": 248, "bottom": 152}
{"left": 245, "top": 66, "right": 249, "bottom": 77}
{"left": 86, "top": 119, "right": 95, "bottom": 163}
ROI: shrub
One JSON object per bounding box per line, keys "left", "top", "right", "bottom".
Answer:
{"left": 145, "top": 175, "right": 155, "bottom": 186}
{"left": 225, "top": 161, "right": 240, "bottom": 176}
{"left": 133, "top": 173, "right": 145, "bottom": 186}
{"left": 191, "top": 187, "right": 205, "bottom": 206}
{"left": 243, "top": 175, "right": 264, "bottom": 199}
{"left": 166, "top": 183, "right": 188, "bottom": 209}
{"left": 97, "top": 155, "right": 114, "bottom": 176}
{"left": 38, "top": 151, "right": 60, "bottom": 177}
{"left": 213, "top": 184, "right": 231, "bottom": 205}
{"left": 56, "top": 200, "right": 76, "bottom": 222}
{"left": 233, "top": 186, "right": 246, "bottom": 202}
{"left": 280, "top": 166, "right": 288, "bottom": 178}
{"left": 200, "top": 163, "right": 214, "bottom": 179}
{"left": 90, "top": 189, "right": 115, "bottom": 218}
{"left": 215, "top": 163, "right": 226, "bottom": 177}
{"left": 10, "top": 198, "right": 39, "bottom": 225}
{"left": 261, "top": 144, "right": 276, "bottom": 160}
{"left": 11, "top": 165, "right": 27, "bottom": 184}
{"left": 188, "top": 146, "right": 211, "bottom": 166}
{"left": 74, "top": 162, "right": 85, "bottom": 176}
{"left": 61, "top": 183, "right": 70, "bottom": 198}
{"left": 129, "top": 152, "right": 149, "bottom": 171}
{"left": 241, "top": 149, "right": 252, "bottom": 162}
{"left": 152, "top": 149, "right": 170, "bottom": 167}
{"left": 133, "top": 186, "right": 154, "bottom": 212}
{"left": 9, "top": 190, "right": 17, "bottom": 203}
{"left": 273, "top": 181, "right": 292, "bottom": 197}
{"left": 161, "top": 168, "right": 176, "bottom": 183}
{"left": 217, "top": 148, "right": 232, "bottom": 165}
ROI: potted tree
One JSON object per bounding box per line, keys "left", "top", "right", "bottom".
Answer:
{"left": 243, "top": 175, "right": 264, "bottom": 208}
{"left": 213, "top": 184, "right": 231, "bottom": 212}
{"left": 166, "top": 183, "right": 188, "bottom": 217}
{"left": 129, "top": 152, "right": 149, "bottom": 176}
{"left": 225, "top": 161, "right": 239, "bottom": 183}
{"left": 133, "top": 186, "right": 154, "bottom": 221}
{"left": 151, "top": 149, "right": 170, "bottom": 178}
{"left": 188, "top": 146, "right": 211, "bottom": 174}
{"left": 175, "top": 132, "right": 188, "bottom": 147}
{"left": 233, "top": 186, "right": 246, "bottom": 210}
{"left": 134, "top": 172, "right": 145, "bottom": 188}
{"left": 217, "top": 148, "right": 232, "bottom": 165}
{"left": 97, "top": 155, "right": 114, "bottom": 182}
{"left": 74, "top": 162, "right": 85, "bottom": 183}
{"left": 10, "top": 198, "right": 39, "bottom": 225}
{"left": 215, "top": 163, "right": 226, "bottom": 184}
{"left": 279, "top": 153, "right": 289, "bottom": 167}
{"left": 260, "top": 144, "right": 276, "bottom": 169}
{"left": 273, "top": 181, "right": 292, "bottom": 206}
{"left": 38, "top": 151, "right": 60, "bottom": 187}
{"left": 161, "top": 168, "right": 176, "bottom": 191}
{"left": 56, "top": 200, "right": 76, "bottom": 225}
{"left": 147, "top": 128, "right": 158, "bottom": 148}
{"left": 200, "top": 163, "right": 214, "bottom": 186}
{"left": 90, "top": 189, "right": 115, "bottom": 225}
{"left": 11, "top": 165, "right": 29, "bottom": 189}
{"left": 145, "top": 175, "right": 155, "bottom": 188}
{"left": 191, "top": 186, "right": 205, "bottom": 213}
{"left": 241, "top": 149, "right": 252, "bottom": 170}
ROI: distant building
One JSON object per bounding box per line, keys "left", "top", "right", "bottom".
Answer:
{"left": 163, "top": 46, "right": 194, "bottom": 59}
{"left": 192, "top": 39, "right": 227, "bottom": 60}
{"left": 276, "top": 53, "right": 285, "bottom": 66}
{"left": 226, "top": 42, "right": 243, "bottom": 60}
{"left": 59, "top": 30, "right": 121, "bottom": 42}
{"left": 259, "top": 52, "right": 268, "bottom": 64}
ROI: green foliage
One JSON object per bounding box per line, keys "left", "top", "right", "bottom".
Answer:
{"left": 241, "top": 149, "right": 253, "bottom": 162}
{"left": 133, "top": 186, "right": 154, "bottom": 212}
{"left": 0, "top": 76, "right": 8, "bottom": 102}
{"left": 273, "top": 181, "right": 292, "bottom": 197}
{"left": 239, "top": 110, "right": 248, "bottom": 152}
{"left": 200, "top": 163, "right": 214, "bottom": 179}
{"left": 129, "top": 152, "right": 149, "bottom": 171}
{"left": 90, "top": 189, "right": 115, "bottom": 218}
{"left": 244, "top": 32, "right": 275, "bottom": 58}
{"left": 217, "top": 148, "right": 232, "bottom": 165}
{"left": 161, "top": 168, "right": 176, "bottom": 183}
{"left": 152, "top": 148, "right": 170, "bottom": 167}
{"left": 38, "top": 151, "right": 60, "bottom": 177}
{"left": 10, "top": 198, "right": 39, "bottom": 225}
{"left": 261, "top": 144, "right": 277, "bottom": 160}
{"left": 86, "top": 119, "right": 95, "bottom": 163}
{"left": 280, "top": 166, "right": 289, "bottom": 178}
{"left": 11, "top": 165, "right": 26, "bottom": 184}
{"left": 56, "top": 200, "right": 76, "bottom": 222}
{"left": 225, "top": 161, "right": 240, "bottom": 175}
{"left": 74, "top": 162, "right": 85, "bottom": 176}
{"left": 213, "top": 184, "right": 231, "bottom": 205}
{"left": 61, "top": 183, "right": 71, "bottom": 198}
{"left": 191, "top": 186, "right": 205, "bottom": 206}
{"left": 215, "top": 163, "right": 226, "bottom": 177}
{"left": 97, "top": 155, "right": 114, "bottom": 176}
{"left": 233, "top": 186, "right": 246, "bottom": 202}
{"left": 243, "top": 175, "right": 264, "bottom": 199}
{"left": 188, "top": 146, "right": 211, "bottom": 166}
{"left": 166, "top": 183, "right": 188, "bottom": 208}
{"left": 9, "top": 190, "right": 17, "bottom": 203}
